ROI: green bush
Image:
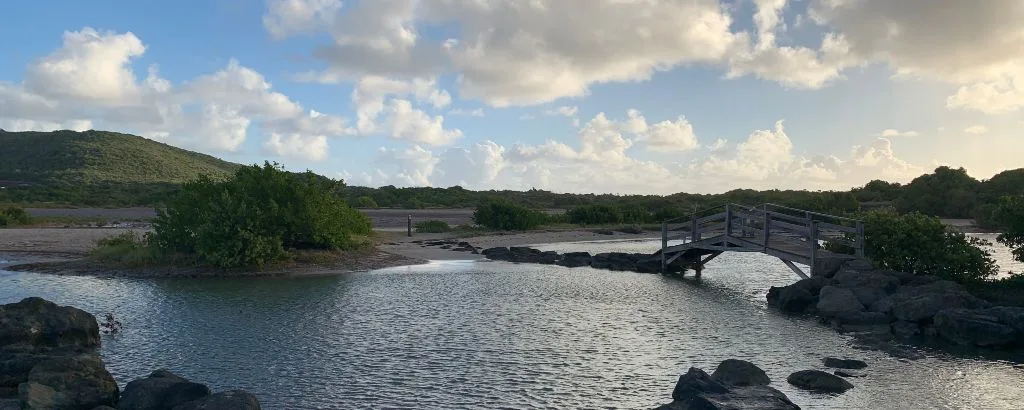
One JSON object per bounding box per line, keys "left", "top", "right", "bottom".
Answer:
{"left": 861, "top": 211, "right": 997, "bottom": 283}
{"left": 150, "top": 162, "right": 371, "bottom": 269}
{"left": 354, "top": 195, "right": 379, "bottom": 208}
{"left": 90, "top": 230, "right": 164, "bottom": 267}
{"left": 0, "top": 206, "right": 31, "bottom": 227}
{"left": 992, "top": 195, "right": 1024, "bottom": 263}
{"left": 473, "top": 200, "right": 547, "bottom": 230}
{"left": 415, "top": 220, "right": 452, "bottom": 233}
{"left": 567, "top": 205, "right": 622, "bottom": 225}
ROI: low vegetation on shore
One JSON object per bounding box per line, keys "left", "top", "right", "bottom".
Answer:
{"left": 91, "top": 162, "right": 372, "bottom": 270}
{"left": 0, "top": 205, "right": 31, "bottom": 227}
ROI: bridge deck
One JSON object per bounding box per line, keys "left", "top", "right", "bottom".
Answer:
{"left": 659, "top": 203, "right": 866, "bottom": 278}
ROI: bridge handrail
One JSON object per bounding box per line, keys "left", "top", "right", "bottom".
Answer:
{"left": 757, "top": 203, "right": 861, "bottom": 224}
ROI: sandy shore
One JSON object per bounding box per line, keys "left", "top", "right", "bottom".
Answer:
{"left": 0, "top": 227, "right": 657, "bottom": 277}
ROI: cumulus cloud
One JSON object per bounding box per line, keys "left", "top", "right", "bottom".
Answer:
{"left": 965, "top": 125, "right": 989, "bottom": 135}
{"left": 876, "top": 129, "right": 919, "bottom": 138}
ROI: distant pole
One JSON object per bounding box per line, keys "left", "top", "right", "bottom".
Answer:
{"left": 407, "top": 215, "right": 412, "bottom": 237}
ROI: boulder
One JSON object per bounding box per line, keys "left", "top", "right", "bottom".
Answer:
{"left": 557, "top": 252, "right": 592, "bottom": 268}
{"left": 119, "top": 369, "right": 212, "bottom": 410}
{"left": 786, "top": 370, "right": 854, "bottom": 393}
{"left": 710, "top": 359, "right": 771, "bottom": 387}
{"left": 590, "top": 253, "right": 641, "bottom": 271}
{"left": 983, "top": 306, "right": 1024, "bottom": 333}
{"left": 657, "top": 366, "right": 798, "bottom": 410}
{"left": 821, "top": 357, "right": 867, "bottom": 370}
{"left": 170, "top": 390, "right": 261, "bottom": 410}
{"left": 815, "top": 286, "right": 864, "bottom": 317}
{"left": 536, "top": 251, "right": 560, "bottom": 265}
{"left": 811, "top": 258, "right": 844, "bottom": 278}
{"left": 634, "top": 257, "right": 663, "bottom": 274}
{"left": 0, "top": 297, "right": 100, "bottom": 349}
{"left": 891, "top": 291, "right": 990, "bottom": 323}
{"left": 831, "top": 271, "right": 901, "bottom": 293}
{"left": 481, "top": 247, "right": 511, "bottom": 261}
{"left": 932, "top": 309, "right": 1018, "bottom": 347}
{"left": 25, "top": 353, "right": 118, "bottom": 410}
{"left": 828, "top": 311, "right": 891, "bottom": 334}
{"left": 891, "top": 321, "right": 921, "bottom": 339}
{"left": 848, "top": 287, "right": 888, "bottom": 307}
{"left": 767, "top": 286, "right": 816, "bottom": 314}
{"left": 18, "top": 382, "right": 60, "bottom": 410}
{"left": 792, "top": 277, "right": 830, "bottom": 295}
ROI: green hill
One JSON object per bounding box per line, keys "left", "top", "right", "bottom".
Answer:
{"left": 0, "top": 129, "right": 240, "bottom": 185}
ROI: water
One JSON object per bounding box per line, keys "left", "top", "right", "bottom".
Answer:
{"left": 2, "top": 241, "right": 1024, "bottom": 409}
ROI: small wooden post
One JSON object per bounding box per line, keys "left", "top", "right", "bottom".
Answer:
{"left": 724, "top": 204, "right": 733, "bottom": 238}
{"left": 407, "top": 215, "right": 412, "bottom": 237}
{"left": 762, "top": 210, "right": 770, "bottom": 250}
{"left": 691, "top": 212, "right": 699, "bottom": 241}
{"left": 661, "top": 222, "right": 668, "bottom": 274}
{"left": 809, "top": 220, "right": 818, "bottom": 276}
{"left": 855, "top": 220, "right": 865, "bottom": 258}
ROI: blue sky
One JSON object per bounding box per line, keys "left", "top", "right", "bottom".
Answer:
{"left": 1, "top": 0, "right": 1021, "bottom": 194}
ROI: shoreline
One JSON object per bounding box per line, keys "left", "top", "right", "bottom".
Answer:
{"left": 0, "top": 227, "right": 658, "bottom": 278}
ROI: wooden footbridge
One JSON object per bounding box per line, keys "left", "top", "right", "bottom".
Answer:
{"left": 658, "top": 203, "right": 866, "bottom": 278}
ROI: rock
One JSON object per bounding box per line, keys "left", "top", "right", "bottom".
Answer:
{"left": 848, "top": 287, "right": 889, "bottom": 307}
{"left": 792, "top": 277, "right": 830, "bottom": 295}
{"left": 767, "top": 285, "right": 816, "bottom": 313}
{"left": 25, "top": 353, "right": 118, "bottom": 409}
{"left": 932, "top": 309, "right": 1018, "bottom": 347}
{"left": 891, "top": 291, "right": 990, "bottom": 323}
{"left": 786, "top": 370, "right": 854, "bottom": 393}
{"left": 481, "top": 247, "right": 511, "bottom": 261}
{"left": 983, "top": 306, "right": 1024, "bottom": 332}
{"left": 590, "top": 253, "right": 641, "bottom": 271}
{"left": 658, "top": 366, "right": 798, "bottom": 410}
{"left": 833, "top": 370, "right": 865, "bottom": 378}
{"left": 710, "top": 359, "right": 771, "bottom": 387}
{"left": 556, "top": 252, "right": 592, "bottom": 268}
{"left": 832, "top": 271, "right": 901, "bottom": 293}
{"left": 18, "top": 382, "right": 61, "bottom": 410}
{"left": 816, "top": 286, "right": 864, "bottom": 317}
{"left": 868, "top": 296, "right": 895, "bottom": 315}
{"left": 812, "top": 258, "right": 844, "bottom": 278}
{"left": 170, "top": 390, "right": 261, "bottom": 410}
{"left": 843, "top": 259, "right": 874, "bottom": 271}
{"left": 0, "top": 399, "right": 20, "bottom": 410}
{"left": 634, "top": 257, "right": 663, "bottom": 274}
{"left": 119, "top": 369, "right": 212, "bottom": 410}
{"left": 821, "top": 357, "right": 867, "bottom": 370}
{"left": 92, "top": 407, "right": 117, "bottom": 410}
{"left": 0, "top": 297, "right": 100, "bottom": 349}
{"left": 891, "top": 321, "right": 921, "bottom": 338}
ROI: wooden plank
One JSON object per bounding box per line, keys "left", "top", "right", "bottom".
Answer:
{"left": 701, "top": 221, "right": 727, "bottom": 233}
{"left": 816, "top": 221, "right": 857, "bottom": 234}
{"left": 697, "top": 212, "right": 726, "bottom": 225}
{"left": 769, "top": 219, "right": 811, "bottom": 236}
{"left": 766, "top": 211, "right": 808, "bottom": 225}
{"left": 781, "top": 259, "right": 809, "bottom": 279}
{"left": 731, "top": 209, "right": 763, "bottom": 222}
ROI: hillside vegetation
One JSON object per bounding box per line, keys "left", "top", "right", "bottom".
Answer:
{"left": 0, "top": 129, "right": 239, "bottom": 184}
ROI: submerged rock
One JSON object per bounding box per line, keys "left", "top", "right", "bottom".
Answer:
{"left": 656, "top": 361, "right": 799, "bottom": 410}
{"left": 786, "top": 370, "right": 854, "bottom": 393}
{"left": 171, "top": 390, "right": 261, "bottom": 410}
{"left": 118, "top": 369, "right": 212, "bottom": 410}
{"left": 821, "top": 357, "right": 867, "bottom": 370}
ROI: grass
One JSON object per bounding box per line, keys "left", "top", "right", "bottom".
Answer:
{"left": 414, "top": 220, "right": 452, "bottom": 233}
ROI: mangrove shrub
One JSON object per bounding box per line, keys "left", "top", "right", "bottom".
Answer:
{"left": 861, "top": 211, "right": 997, "bottom": 283}
{"left": 993, "top": 195, "right": 1024, "bottom": 263}
{"left": 150, "top": 162, "right": 371, "bottom": 269}
{"left": 473, "top": 200, "right": 547, "bottom": 230}
{"left": 0, "top": 206, "right": 31, "bottom": 227}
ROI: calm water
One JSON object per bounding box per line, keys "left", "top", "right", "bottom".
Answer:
{"left": 2, "top": 239, "right": 1023, "bottom": 409}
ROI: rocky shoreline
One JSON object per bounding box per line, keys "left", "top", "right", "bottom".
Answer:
{"left": 0, "top": 297, "right": 262, "bottom": 409}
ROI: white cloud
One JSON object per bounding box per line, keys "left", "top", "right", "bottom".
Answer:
{"left": 0, "top": 119, "right": 92, "bottom": 132}
{"left": 263, "top": 133, "right": 329, "bottom": 161}
{"left": 447, "top": 108, "right": 484, "bottom": 117}
{"left": 25, "top": 28, "right": 146, "bottom": 104}
{"left": 544, "top": 106, "right": 578, "bottom": 117}
{"left": 379, "top": 99, "right": 462, "bottom": 145}
{"left": 263, "top": 0, "right": 341, "bottom": 39}
{"left": 349, "top": 75, "right": 459, "bottom": 144}
{"left": 877, "top": 129, "right": 919, "bottom": 138}
{"left": 965, "top": 125, "right": 989, "bottom": 135}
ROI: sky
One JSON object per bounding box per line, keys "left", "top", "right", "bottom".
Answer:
{"left": 0, "top": 0, "right": 1022, "bottom": 194}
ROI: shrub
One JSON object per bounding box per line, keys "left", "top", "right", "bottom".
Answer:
{"left": 473, "top": 200, "right": 547, "bottom": 230}
{"left": 992, "top": 195, "right": 1024, "bottom": 263}
{"left": 150, "top": 162, "right": 371, "bottom": 269}
{"left": 860, "top": 211, "right": 997, "bottom": 283}
{"left": 415, "top": 220, "right": 452, "bottom": 233}
{"left": 0, "top": 206, "right": 31, "bottom": 227}
{"left": 354, "top": 196, "right": 379, "bottom": 208}
{"left": 567, "top": 205, "right": 622, "bottom": 225}
{"left": 90, "top": 230, "right": 162, "bottom": 267}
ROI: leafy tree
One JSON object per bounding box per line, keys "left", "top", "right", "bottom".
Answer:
{"left": 473, "top": 200, "right": 547, "bottom": 230}
{"left": 150, "top": 162, "right": 370, "bottom": 269}
{"left": 861, "top": 211, "right": 997, "bottom": 283}
{"left": 895, "top": 166, "right": 981, "bottom": 218}
{"left": 0, "top": 206, "right": 31, "bottom": 227}
{"left": 851, "top": 180, "right": 903, "bottom": 202}
{"left": 992, "top": 195, "right": 1024, "bottom": 263}
{"left": 354, "top": 195, "right": 379, "bottom": 208}
{"left": 567, "top": 205, "right": 622, "bottom": 225}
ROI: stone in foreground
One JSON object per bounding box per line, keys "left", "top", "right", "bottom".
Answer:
{"left": 656, "top": 361, "right": 799, "bottom": 410}
{"left": 118, "top": 369, "right": 212, "bottom": 410}
{"left": 786, "top": 370, "right": 854, "bottom": 393}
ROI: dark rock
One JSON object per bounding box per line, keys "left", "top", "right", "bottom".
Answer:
{"left": 634, "top": 257, "right": 663, "bottom": 274}
{"left": 590, "top": 253, "right": 641, "bottom": 271}
{"left": 904, "top": 275, "right": 941, "bottom": 287}
{"left": 18, "top": 382, "right": 60, "bottom": 409}
{"left": 932, "top": 309, "right": 1018, "bottom": 347}
{"left": 828, "top": 311, "right": 891, "bottom": 333}
{"left": 812, "top": 258, "right": 844, "bottom": 278}
{"left": 868, "top": 296, "right": 895, "bottom": 315}
{"left": 557, "top": 252, "right": 592, "bottom": 268}
{"left": 481, "top": 247, "right": 511, "bottom": 260}
{"left": 821, "top": 357, "right": 867, "bottom": 370}
{"left": 659, "top": 366, "right": 798, "bottom": 410}
{"left": 710, "top": 359, "right": 771, "bottom": 387}
{"left": 792, "top": 277, "right": 830, "bottom": 295}
{"left": 170, "top": 390, "right": 261, "bottom": 410}
{"left": 983, "top": 306, "right": 1024, "bottom": 332}
{"left": 848, "top": 287, "right": 888, "bottom": 307}
{"left": 832, "top": 271, "right": 901, "bottom": 293}
{"left": 24, "top": 353, "right": 118, "bottom": 409}
{"left": 119, "top": 369, "right": 212, "bottom": 410}
{"left": 439, "top": 245, "right": 452, "bottom": 249}
{"left": 816, "top": 286, "right": 864, "bottom": 317}
{"left": 891, "top": 291, "right": 990, "bottom": 323}
{"left": 457, "top": 242, "right": 472, "bottom": 247}
{"left": 593, "top": 229, "right": 615, "bottom": 235}
{"left": 0, "top": 297, "right": 100, "bottom": 349}
{"left": 537, "top": 251, "right": 560, "bottom": 265}
{"left": 891, "top": 321, "right": 921, "bottom": 338}
{"left": 786, "top": 370, "right": 854, "bottom": 393}
{"left": 767, "top": 285, "right": 816, "bottom": 314}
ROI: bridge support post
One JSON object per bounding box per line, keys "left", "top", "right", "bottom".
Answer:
{"left": 809, "top": 220, "right": 818, "bottom": 276}
{"left": 855, "top": 220, "right": 865, "bottom": 259}
{"left": 661, "top": 222, "right": 667, "bottom": 274}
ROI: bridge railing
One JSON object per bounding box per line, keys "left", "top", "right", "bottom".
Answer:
{"left": 660, "top": 203, "right": 866, "bottom": 260}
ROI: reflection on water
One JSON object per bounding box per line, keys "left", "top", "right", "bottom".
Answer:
{"left": 2, "top": 241, "right": 1023, "bottom": 409}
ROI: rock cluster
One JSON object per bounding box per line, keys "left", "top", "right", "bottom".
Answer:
{"left": 655, "top": 359, "right": 799, "bottom": 410}
{"left": 411, "top": 239, "right": 480, "bottom": 253}
{"left": 767, "top": 260, "right": 1024, "bottom": 350}
{"left": 0, "top": 297, "right": 262, "bottom": 410}
{"left": 481, "top": 247, "right": 681, "bottom": 273}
